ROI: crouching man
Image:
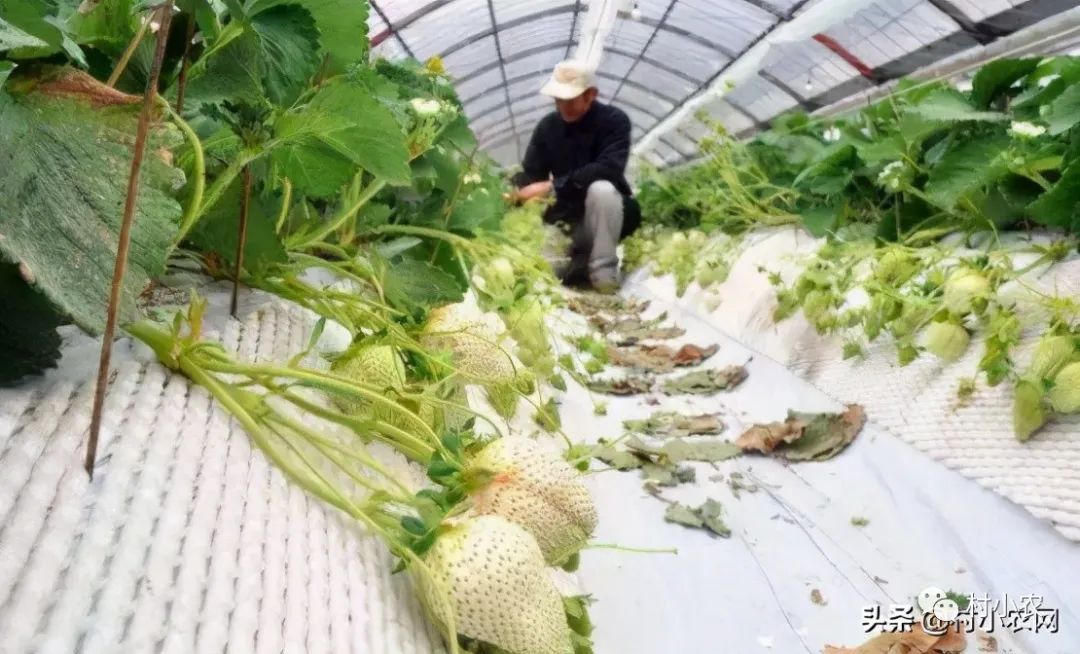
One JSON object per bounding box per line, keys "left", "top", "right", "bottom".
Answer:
{"left": 507, "top": 59, "right": 641, "bottom": 294}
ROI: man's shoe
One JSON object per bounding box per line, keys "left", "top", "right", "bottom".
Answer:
{"left": 592, "top": 279, "right": 620, "bottom": 295}
{"left": 590, "top": 268, "right": 622, "bottom": 295}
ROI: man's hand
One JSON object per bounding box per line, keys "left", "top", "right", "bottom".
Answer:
{"left": 505, "top": 180, "right": 553, "bottom": 204}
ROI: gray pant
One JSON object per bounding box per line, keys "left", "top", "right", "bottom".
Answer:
{"left": 584, "top": 181, "right": 624, "bottom": 286}
{"left": 542, "top": 180, "right": 626, "bottom": 288}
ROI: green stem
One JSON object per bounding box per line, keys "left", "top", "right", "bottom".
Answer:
{"left": 195, "top": 359, "right": 450, "bottom": 456}
{"left": 275, "top": 177, "right": 294, "bottom": 235}
{"left": 290, "top": 178, "right": 388, "bottom": 249}
{"left": 280, "top": 389, "right": 435, "bottom": 463}
{"left": 199, "top": 151, "right": 260, "bottom": 219}
{"left": 585, "top": 543, "right": 679, "bottom": 555}
{"left": 263, "top": 408, "right": 419, "bottom": 500}
{"left": 165, "top": 100, "right": 207, "bottom": 248}
{"left": 370, "top": 224, "right": 474, "bottom": 250}
{"left": 107, "top": 14, "right": 151, "bottom": 88}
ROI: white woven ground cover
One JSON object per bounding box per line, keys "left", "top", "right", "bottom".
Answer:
{"left": 626, "top": 225, "right": 1080, "bottom": 542}
{"left": 0, "top": 281, "right": 447, "bottom": 654}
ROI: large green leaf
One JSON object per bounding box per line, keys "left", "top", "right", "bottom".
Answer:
{"left": 184, "top": 29, "right": 264, "bottom": 107}
{"left": 273, "top": 139, "right": 353, "bottom": 197}
{"left": 1027, "top": 163, "right": 1080, "bottom": 232}
{"left": 1045, "top": 83, "right": 1080, "bottom": 136}
{"left": 249, "top": 4, "right": 320, "bottom": 105}
{"left": 800, "top": 203, "right": 841, "bottom": 237}
{"left": 970, "top": 58, "right": 1040, "bottom": 108}
{"left": 447, "top": 177, "right": 505, "bottom": 234}
{"left": 187, "top": 177, "right": 287, "bottom": 273}
{"left": 383, "top": 258, "right": 465, "bottom": 319}
{"left": 420, "top": 147, "right": 461, "bottom": 193}
{"left": 251, "top": 0, "right": 369, "bottom": 71}
{"left": 792, "top": 144, "right": 857, "bottom": 196}
{"left": 0, "top": 0, "right": 86, "bottom": 65}
{"left": 63, "top": 0, "right": 138, "bottom": 49}
{"left": 183, "top": 4, "right": 320, "bottom": 108}
{"left": 908, "top": 89, "right": 1009, "bottom": 123}
{"left": 0, "top": 68, "right": 184, "bottom": 334}
{"left": 852, "top": 133, "right": 904, "bottom": 165}
{"left": 925, "top": 133, "right": 1011, "bottom": 209}
{"left": 0, "top": 0, "right": 61, "bottom": 52}
{"left": 0, "top": 61, "right": 14, "bottom": 87}
{"left": 1, "top": 15, "right": 49, "bottom": 50}
{"left": 0, "top": 261, "right": 64, "bottom": 385}
{"left": 274, "top": 79, "right": 411, "bottom": 190}
{"left": 438, "top": 113, "right": 477, "bottom": 153}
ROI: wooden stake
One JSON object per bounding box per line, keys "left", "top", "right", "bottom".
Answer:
{"left": 230, "top": 164, "right": 253, "bottom": 318}
{"left": 86, "top": 3, "right": 174, "bottom": 479}
{"left": 174, "top": 17, "right": 196, "bottom": 114}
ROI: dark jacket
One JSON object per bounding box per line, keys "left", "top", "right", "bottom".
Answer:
{"left": 512, "top": 101, "right": 640, "bottom": 238}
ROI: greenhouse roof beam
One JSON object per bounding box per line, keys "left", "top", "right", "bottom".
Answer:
{"left": 465, "top": 70, "right": 681, "bottom": 108}
{"left": 368, "top": 0, "right": 415, "bottom": 59}
{"left": 612, "top": 0, "right": 679, "bottom": 102}
{"left": 871, "top": 31, "right": 980, "bottom": 82}
{"left": 981, "top": 0, "right": 1079, "bottom": 37}
{"left": 566, "top": 0, "right": 583, "bottom": 58}
{"left": 437, "top": 4, "right": 579, "bottom": 59}
{"left": 801, "top": 75, "right": 874, "bottom": 111}
{"left": 633, "top": 0, "right": 816, "bottom": 148}
{"left": 757, "top": 70, "right": 823, "bottom": 111}
{"left": 485, "top": 0, "right": 520, "bottom": 161}
{"left": 456, "top": 42, "right": 576, "bottom": 85}
{"left": 614, "top": 11, "right": 739, "bottom": 59}
{"left": 857, "top": 0, "right": 1073, "bottom": 87}
{"left": 924, "top": 0, "right": 997, "bottom": 44}
{"left": 454, "top": 41, "right": 703, "bottom": 87}
{"left": 733, "top": 0, "right": 788, "bottom": 20}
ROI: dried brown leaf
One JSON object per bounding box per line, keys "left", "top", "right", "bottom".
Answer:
{"left": 566, "top": 293, "right": 648, "bottom": 317}
{"left": 661, "top": 365, "right": 749, "bottom": 395}
{"left": 623, "top": 411, "right": 725, "bottom": 438}
{"left": 736, "top": 420, "right": 806, "bottom": 452}
{"left": 823, "top": 624, "right": 967, "bottom": 654}
{"left": 586, "top": 376, "right": 653, "bottom": 396}
{"left": 736, "top": 404, "right": 866, "bottom": 461}
{"left": 607, "top": 342, "right": 719, "bottom": 373}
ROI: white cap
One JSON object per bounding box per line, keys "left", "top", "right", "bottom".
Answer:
{"left": 540, "top": 59, "right": 596, "bottom": 100}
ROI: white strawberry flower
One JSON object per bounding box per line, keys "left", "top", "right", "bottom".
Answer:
{"left": 823, "top": 126, "right": 841, "bottom": 142}
{"left": 877, "top": 160, "right": 907, "bottom": 191}
{"left": 409, "top": 98, "right": 443, "bottom": 116}
{"left": 1008, "top": 121, "right": 1047, "bottom": 139}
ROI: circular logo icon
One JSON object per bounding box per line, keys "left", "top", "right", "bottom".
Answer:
{"left": 933, "top": 598, "right": 960, "bottom": 622}
{"left": 917, "top": 587, "right": 946, "bottom": 614}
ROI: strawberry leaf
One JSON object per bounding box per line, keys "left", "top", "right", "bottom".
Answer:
{"left": 0, "top": 68, "right": 183, "bottom": 334}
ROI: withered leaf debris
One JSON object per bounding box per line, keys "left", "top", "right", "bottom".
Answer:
{"left": 586, "top": 375, "right": 654, "bottom": 396}
{"left": 623, "top": 411, "right": 725, "bottom": 438}
{"left": 566, "top": 293, "right": 648, "bottom": 317}
{"left": 736, "top": 404, "right": 866, "bottom": 461}
{"left": 663, "top": 498, "right": 731, "bottom": 538}
{"left": 661, "top": 365, "right": 749, "bottom": 395}
{"left": 607, "top": 342, "right": 719, "bottom": 373}
{"left": 823, "top": 622, "right": 967, "bottom": 653}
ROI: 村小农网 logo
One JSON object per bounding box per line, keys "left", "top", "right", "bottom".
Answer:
{"left": 862, "top": 586, "right": 1059, "bottom": 636}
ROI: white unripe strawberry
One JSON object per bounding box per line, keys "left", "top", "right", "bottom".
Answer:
{"left": 416, "top": 515, "right": 574, "bottom": 654}
{"left": 468, "top": 438, "right": 597, "bottom": 566}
